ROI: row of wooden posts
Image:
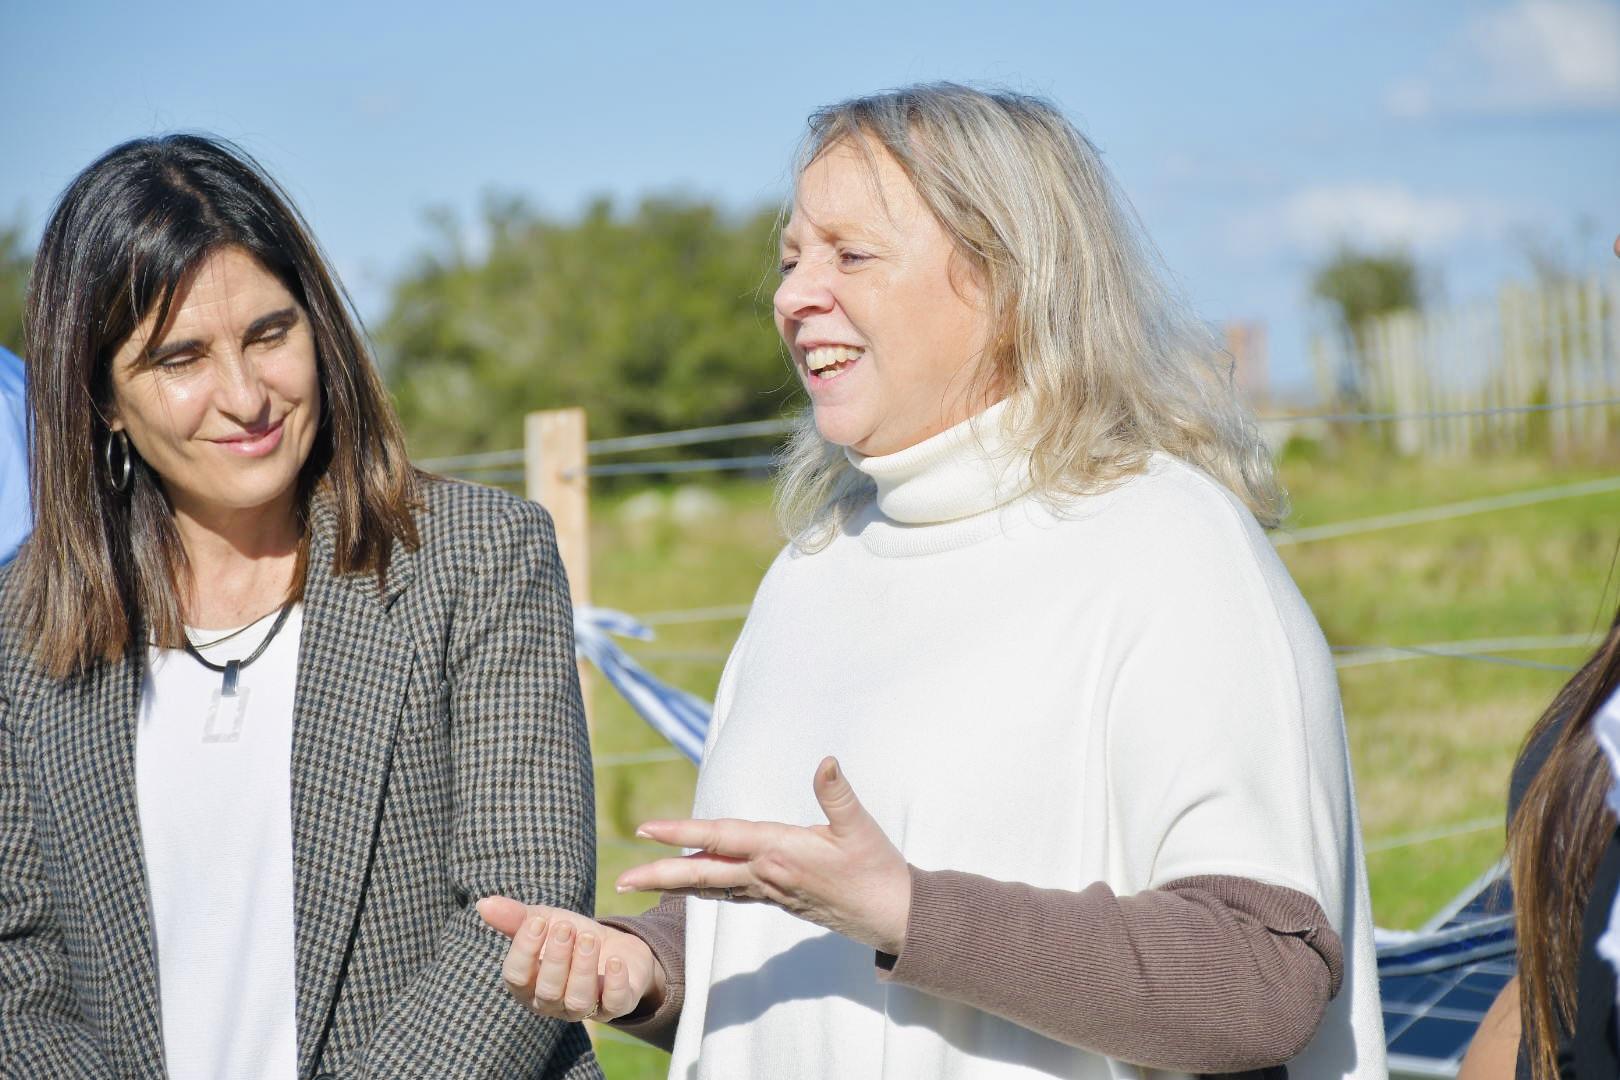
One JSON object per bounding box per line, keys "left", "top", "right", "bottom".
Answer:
{"left": 1311, "top": 273, "right": 1620, "bottom": 458}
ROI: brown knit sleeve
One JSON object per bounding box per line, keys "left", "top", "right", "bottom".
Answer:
{"left": 875, "top": 868, "right": 1342, "bottom": 1075}
{"left": 597, "top": 892, "right": 687, "bottom": 1052}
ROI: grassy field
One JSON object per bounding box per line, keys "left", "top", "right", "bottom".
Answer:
{"left": 578, "top": 442, "right": 1620, "bottom": 1076}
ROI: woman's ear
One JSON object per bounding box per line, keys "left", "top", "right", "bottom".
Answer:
{"left": 945, "top": 246, "right": 991, "bottom": 310}
{"left": 97, "top": 393, "right": 124, "bottom": 433}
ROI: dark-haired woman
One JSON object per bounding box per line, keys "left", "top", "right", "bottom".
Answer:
{"left": 1459, "top": 622, "right": 1620, "bottom": 1080}
{"left": 1459, "top": 618, "right": 1620, "bottom": 1080}
{"left": 0, "top": 135, "right": 600, "bottom": 1079}
{"left": 1457, "top": 235, "right": 1620, "bottom": 1080}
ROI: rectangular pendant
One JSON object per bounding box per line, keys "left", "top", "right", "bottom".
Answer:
{"left": 203, "top": 686, "right": 251, "bottom": 744}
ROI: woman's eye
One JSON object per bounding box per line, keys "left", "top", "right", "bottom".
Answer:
{"left": 777, "top": 259, "right": 798, "bottom": 277}
{"left": 251, "top": 328, "right": 290, "bottom": 349}
{"left": 838, "top": 251, "right": 870, "bottom": 266}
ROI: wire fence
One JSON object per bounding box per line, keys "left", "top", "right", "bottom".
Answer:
{"left": 1273, "top": 475, "right": 1620, "bottom": 546}
{"left": 1331, "top": 634, "right": 1595, "bottom": 673}
{"left": 1273, "top": 397, "right": 1620, "bottom": 426}
{"left": 594, "top": 747, "right": 689, "bottom": 768}
{"left": 418, "top": 395, "right": 1620, "bottom": 482}
{"left": 417, "top": 417, "right": 795, "bottom": 474}
{"left": 584, "top": 454, "right": 778, "bottom": 479}
{"left": 1365, "top": 817, "right": 1503, "bottom": 855}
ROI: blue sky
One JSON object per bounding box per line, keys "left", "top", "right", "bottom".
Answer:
{"left": 3, "top": 0, "right": 1617, "bottom": 397}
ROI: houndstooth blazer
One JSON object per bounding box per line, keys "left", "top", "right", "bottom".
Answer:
{"left": 0, "top": 478, "right": 602, "bottom": 1079}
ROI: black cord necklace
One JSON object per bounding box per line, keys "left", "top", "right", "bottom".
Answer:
{"left": 186, "top": 621, "right": 260, "bottom": 650}
{"left": 183, "top": 600, "right": 296, "bottom": 697}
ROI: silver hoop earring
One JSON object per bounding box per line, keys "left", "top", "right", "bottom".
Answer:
{"left": 104, "top": 430, "right": 132, "bottom": 494}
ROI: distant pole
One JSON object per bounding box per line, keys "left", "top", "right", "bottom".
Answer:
{"left": 1223, "top": 320, "right": 1269, "bottom": 408}
{"left": 1389, "top": 314, "right": 1423, "bottom": 456}
{"left": 1548, "top": 284, "right": 1570, "bottom": 459}
{"left": 1587, "top": 275, "right": 1607, "bottom": 449}
{"left": 526, "top": 407, "right": 593, "bottom": 739}
{"left": 1500, "top": 285, "right": 1529, "bottom": 451}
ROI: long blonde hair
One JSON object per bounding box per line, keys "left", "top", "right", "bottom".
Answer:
{"left": 775, "top": 83, "right": 1283, "bottom": 546}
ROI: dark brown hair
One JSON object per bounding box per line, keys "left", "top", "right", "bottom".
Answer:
{"left": 1508, "top": 607, "right": 1620, "bottom": 1078}
{"left": 15, "top": 133, "right": 419, "bottom": 677}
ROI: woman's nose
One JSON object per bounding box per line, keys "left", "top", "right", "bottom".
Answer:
{"left": 214, "top": 348, "right": 271, "bottom": 423}
{"left": 774, "top": 263, "right": 836, "bottom": 324}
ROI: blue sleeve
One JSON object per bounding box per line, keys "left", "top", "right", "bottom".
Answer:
{"left": 0, "top": 347, "right": 29, "bottom": 566}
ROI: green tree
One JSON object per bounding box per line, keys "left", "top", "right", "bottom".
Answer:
{"left": 1310, "top": 247, "right": 1421, "bottom": 403}
{"left": 0, "top": 217, "right": 31, "bottom": 355}
{"left": 377, "top": 194, "right": 792, "bottom": 461}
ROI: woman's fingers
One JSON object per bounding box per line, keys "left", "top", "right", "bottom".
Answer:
{"left": 616, "top": 852, "right": 750, "bottom": 895}
{"left": 635, "top": 816, "right": 776, "bottom": 858}
{"left": 478, "top": 895, "right": 545, "bottom": 939}
{"left": 499, "top": 914, "right": 547, "bottom": 1003}
{"left": 531, "top": 920, "right": 608, "bottom": 1022}
{"left": 600, "top": 954, "right": 639, "bottom": 1019}
{"left": 532, "top": 920, "right": 581, "bottom": 1014}
{"left": 495, "top": 910, "right": 661, "bottom": 1023}
{"left": 811, "top": 757, "right": 871, "bottom": 836}
{"left": 562, "top": 931, "right": 601, "bottom": 1018}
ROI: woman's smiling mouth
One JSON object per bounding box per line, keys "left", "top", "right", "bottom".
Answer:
{"left": 212, "top": 416, "right": 286, "bottom": 457}
{"left": 804, "top": 345, "right": 864, "bottom": 381}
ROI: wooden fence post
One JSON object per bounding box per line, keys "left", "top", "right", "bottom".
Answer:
{"left": 1501, "top": 285, "right": 1530, "bottom": 451}
{"left": 526, "top": 408, "right": 593, "bottom": 740}
{"left": 1390, "top": 314, "right": 1423, "bottom": 456}
{"left": 1309, "top": 335, "right": 1335, "bottom": 411}
{"left": 1588, "top": 276, "right": 1609, "bottom": 449}
{"left": 1542, "top": 283, "right": 1568, "bottom": 456}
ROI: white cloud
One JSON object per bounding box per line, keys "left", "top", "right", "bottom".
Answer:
{"left": 1231, "top": 184, "right": 1512, "bottom": 258}
{"left": 1383, "top": 79, "right": 1435, "bottom": 119}
{"left": 1388, "top": 0, "right": 1620, "bottom": 116}
{"left": 1475, "top": 0, "right": 1620, "bottom": 107}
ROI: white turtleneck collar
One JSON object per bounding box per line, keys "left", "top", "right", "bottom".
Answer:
{"left": 845, "top": 398, "right": 1033, "bottom": 526}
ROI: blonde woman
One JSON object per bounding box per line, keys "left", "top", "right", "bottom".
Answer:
{"left": 482, "top": 84, "right": 1384, "bottom": 1078}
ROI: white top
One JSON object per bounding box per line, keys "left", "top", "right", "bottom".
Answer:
{"left": 1591, "top": 689, "right": 1620, "bottom": 999}
{"left": 136, "top": 604, "right": 302, "bottom": 1080}
{"left": 670, "top": 401, "right": 1385, "bottom": 1079}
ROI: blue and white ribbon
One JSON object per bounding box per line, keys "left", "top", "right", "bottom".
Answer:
{"left": 572, "top": 606, "right": 711, "bottom": 763}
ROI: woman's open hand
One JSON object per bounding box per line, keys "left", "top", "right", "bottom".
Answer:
{"left": 476, "top": 897, "right": 665, "bottom": 1023}
{"left": 616, "top": 757, "right": 912, "bottom": 954}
